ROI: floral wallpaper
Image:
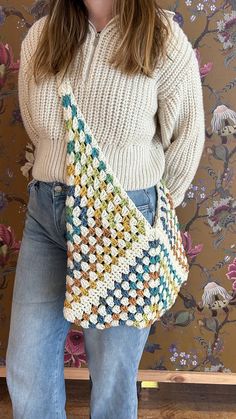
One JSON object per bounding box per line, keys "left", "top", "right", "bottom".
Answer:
{"left": 1, "top": 0, "right": 236, "bottom": 375}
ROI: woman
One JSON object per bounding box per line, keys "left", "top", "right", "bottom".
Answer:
{"left": 6, "top": 0, "right": 205, "bottom": 418}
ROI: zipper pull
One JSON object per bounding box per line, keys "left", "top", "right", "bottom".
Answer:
{"left": 93, "top": 33, "right": 100, "bottom": 46}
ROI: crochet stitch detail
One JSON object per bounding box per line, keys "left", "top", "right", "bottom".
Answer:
{"left": 57, "top": 78, "right": 190, "bottom": 330}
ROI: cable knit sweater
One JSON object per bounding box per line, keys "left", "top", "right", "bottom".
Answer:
{"left": 18, "top": 10, "right": 205, "bottom": 208}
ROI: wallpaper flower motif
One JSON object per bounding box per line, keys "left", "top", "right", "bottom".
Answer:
{"left": 0, "top": 224, "right": 21, "bottom": 287}
{"left": 64, "top": 329, "right": 87, "bottom": 368}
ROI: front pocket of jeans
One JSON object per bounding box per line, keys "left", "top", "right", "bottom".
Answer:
{"left": 27, "top": 179, "right": 38, "bottom": 194}
{"left": 126, "top": 189, "right": 150, "bottom": 211}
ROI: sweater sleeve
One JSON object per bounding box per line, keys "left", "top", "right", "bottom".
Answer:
{"left": 157, "top": 48, "right": 205, "bottom": 208}
{"left": 18, "top": 39, "right": 39, "bottom": 147}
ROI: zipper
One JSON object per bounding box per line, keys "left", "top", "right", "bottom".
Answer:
{"left": 85, "top": 32, "right": 100, "bottom": 81}
{"left": 85, "top": 17, "right": 117, "bottom": 81}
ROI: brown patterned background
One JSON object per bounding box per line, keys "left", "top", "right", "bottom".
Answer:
{"left": 1, "top": 0, "right": 236, "bottom": 376}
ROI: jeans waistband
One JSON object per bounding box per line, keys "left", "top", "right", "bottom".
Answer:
{"left": 30, "top": 179, "right": 157, "bottom": 194}
{"left": 39, "top": 180, "right": 68, "bottom": 190}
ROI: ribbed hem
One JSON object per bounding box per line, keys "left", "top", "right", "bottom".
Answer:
{"left": 32, "top": 143, "right": 165, "bottom": 191}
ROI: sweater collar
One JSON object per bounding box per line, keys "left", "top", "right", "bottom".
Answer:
{"left": 88, "top": 15, "right": 118, "bottom": 36}
{"left": 87, "top": 9, "right": 174, "bottom": 36}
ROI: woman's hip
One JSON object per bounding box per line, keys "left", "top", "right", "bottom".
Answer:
{"left": 26, "top": 179, "right": 158, "bottom": 236}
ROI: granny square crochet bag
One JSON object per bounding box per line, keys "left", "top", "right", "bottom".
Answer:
{"left": 56, "top": 74, "right": 190, "bottom": 330}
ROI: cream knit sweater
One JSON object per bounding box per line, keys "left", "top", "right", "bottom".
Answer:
{"left": 18, "top": 10, "right": 205, "bottom": 208}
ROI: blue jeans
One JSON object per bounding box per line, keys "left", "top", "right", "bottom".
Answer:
{"left": 6, "top": 179, "right": 158, "bottom": 419}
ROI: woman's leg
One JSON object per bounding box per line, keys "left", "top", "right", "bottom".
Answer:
{"left": 84, "top": 324, "right": 151, "bottom": 419}
{"left": 6, "top": 180, "right": 71, "bottom": 419}
{"left": 83, "top": 186, "right": 157, "bottom": 419}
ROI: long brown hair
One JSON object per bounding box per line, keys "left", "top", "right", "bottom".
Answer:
{"left": 31, "top": 0, "right": 174, "bottom": 84}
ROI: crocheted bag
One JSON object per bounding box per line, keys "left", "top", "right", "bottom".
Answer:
{"left": 56, "top": 75, "right": 190, "bottom": 330}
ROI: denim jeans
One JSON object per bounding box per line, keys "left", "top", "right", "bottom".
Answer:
{"left": 6, "top": 179, "right": 158, "bottom": 419}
